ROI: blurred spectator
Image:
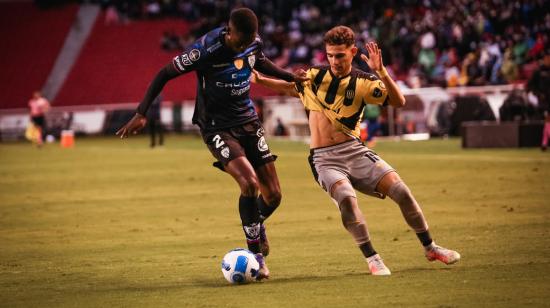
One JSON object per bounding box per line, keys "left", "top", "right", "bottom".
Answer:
{"left": 101, "top": 0, "right": 548, "bottom": 87}
{"left": 527, "top": 53, "right": 550, "bottom": 117}
{"left": 499, "top": 89, "right": 536, "bottom": 121}
{"left": 273, "top": 118, "right": 288, "bottom": 136}
{"left": 28, "top": 91, "right": 50, "bottom": 146}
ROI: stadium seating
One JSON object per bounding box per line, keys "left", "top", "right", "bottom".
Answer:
{"left": 54, "top": 12, "right": 275, "bottom": 107}
{"left": 0, "top": 2, "right": 78, "bottom": 109}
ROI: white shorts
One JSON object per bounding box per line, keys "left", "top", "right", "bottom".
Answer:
{"left": 308, "top": 139, "right": 395, "bottom": 198}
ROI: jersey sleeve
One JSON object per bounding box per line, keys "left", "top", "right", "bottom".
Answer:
{"left": 172, "top": 38, "right": 209, "bottom": 74}
{"left": 363, "top": 78, "right": 388, "bottom": 105}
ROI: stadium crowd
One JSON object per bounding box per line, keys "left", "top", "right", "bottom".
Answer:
{"left": 97, "top": 0, "right": 549, "bottom": 88}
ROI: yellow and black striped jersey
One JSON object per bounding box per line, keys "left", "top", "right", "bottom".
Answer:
{"left": 295, "top": 66, "right": 388, "bottom": 138}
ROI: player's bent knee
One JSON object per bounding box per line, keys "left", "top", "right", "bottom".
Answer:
{"left": 331, "top": 182, "right": 356, "bottom": 206}
{"left": 266, "top": 191, "right": 282, "bottom": 207}
{"left": 239, "top": 177, "right": 260, "bottom": 197}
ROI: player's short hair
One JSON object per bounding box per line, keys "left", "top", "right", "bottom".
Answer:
{"left": 324, "top": 26, "right": 355, "bottom": 47}
{"left": 230, "top": 8, "right": 258, "bottom": 38}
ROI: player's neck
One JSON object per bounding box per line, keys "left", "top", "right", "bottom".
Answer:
{"left": 330, "top": 68, "right": 352, "bottom": 79}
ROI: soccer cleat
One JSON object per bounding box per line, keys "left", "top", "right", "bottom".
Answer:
{"left": 366, "top": 254, "right": 391, "bottom": 276}
{"left": 425, "top": 243, "right": 461, "bottom": 265}
{"left": 255, "top": 253, "right": 270, "bottom": 280}
{"left": 259, "top": 223, "right": 270, "bottom": 257}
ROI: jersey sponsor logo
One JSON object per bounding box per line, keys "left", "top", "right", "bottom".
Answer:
{"left": 256, "top": 127, "right": 265, "bottom": 137}
{"left": 189, "top": 49, "right": 201, "bottom": 61}
{"left": 231, "top": 84, "right": 250, "bottom": 96}
{"left": 261, "top": 153, "right": 272, "bottom": 159}
{"left": 216, "top": 80, "right": 250, "bottom": 88}
{"left": 221, "top": 147, "right": 230, "bottom": 158}
{"left": 247, "top": 55, "right": 256, "bottom": 68}
{"left": 373, "top": 87, "right": 383, "bottom": 98}
{"left": 258, "top": 136, "right": 268, "bottom": 152}
{"left": 234, "top": 58, "right": 244, "bottom": 70}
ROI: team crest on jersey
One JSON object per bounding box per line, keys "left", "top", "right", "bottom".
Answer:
{"left": 378, "top": 81, "right": 386, "bottom": 90}
{"left": 373, "top": 88, "right": 383, "bottom": 98}
{"left": 247, "top": 54, "right": 256, "bottom": 68}
{"left": 234, "top": 58, "right": 244, "bottom": 70}
{"left": 345, "top": 89, "right": 355, "bottom": 100}
{"left": 258, "top": 136, "right": 268, "bottom": 152}
{"left": 221, "top": 147, "right": 230, "bottom": 158}
{"left": 189, "top": 49, "right": 201, "bottom": 62}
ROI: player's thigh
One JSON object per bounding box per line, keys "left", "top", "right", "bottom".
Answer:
{"left": 240, "top": 120, "right": 277, "bottom": 169}
{"left": 202, "top": 130, "right": 246, "bottom": 166}
{"left": 375, "top": 171, "right": 403, "bottom": 196}
{"left": 350, "top": 149, "right": 395, "bottom": 197}
{"left": 255, "top": 162, "right": 280, "bottom": 197}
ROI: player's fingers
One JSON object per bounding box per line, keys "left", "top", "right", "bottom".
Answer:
{"left": 360, "top": 54, "right": 369, "bottom": 62}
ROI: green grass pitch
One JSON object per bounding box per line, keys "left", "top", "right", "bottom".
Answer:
{"left": 1, "top": 135, "right": 549, "bottom": 307}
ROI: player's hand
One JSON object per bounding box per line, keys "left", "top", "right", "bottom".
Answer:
{"left": 116, "top": 113, "right": 147, "bottom": 138}
{"left": 250, "top": 70, "right": 261, "bottom": 84}
{"left": 361, "top": 41, "right": 384, "bottom": 72}
{"left": 292, "top": 69, "right": 309, "bottom": 83}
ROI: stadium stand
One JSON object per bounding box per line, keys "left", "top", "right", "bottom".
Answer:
{"left": 53, "top": 11, "right": 275, "bottom": 106}
{"left": 0, "top": 2, "right": 78, "bottom": 109}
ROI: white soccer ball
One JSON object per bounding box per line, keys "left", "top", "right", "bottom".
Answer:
{"left": 221, "top": 248, "right": 259, "bottom": 284}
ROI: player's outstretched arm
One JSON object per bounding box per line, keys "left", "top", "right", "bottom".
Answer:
{"left": 361, "top": 42, "right": 405, "bottom": 108}
{"left": 254, "top": 56, "right": 309, "bottom": 83}
{"left": 251, "top": 70, "right": 299, "bottom": 98}
{"left": 116, "top": 63, "right": 180, "bottom": 138}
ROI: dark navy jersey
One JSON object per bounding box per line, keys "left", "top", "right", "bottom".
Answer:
{"left": 172, "top": 27, "right": 264, "bottom": 131}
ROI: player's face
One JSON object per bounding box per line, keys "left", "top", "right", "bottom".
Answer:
{"left": 326, "top": 44, "right": 357, "bottom": 77}
{"left": 226, "top": 21, "right": 255, "bottom": 53}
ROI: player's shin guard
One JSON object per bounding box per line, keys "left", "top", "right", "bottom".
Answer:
{"left": 387, "top": 181, "right": 432, "bottom": 245}
{"left": 257, "top": 195, "right": 279, "bottom": 222}
{"left": 239, "top": 195, "right": 261, "bottom": 254}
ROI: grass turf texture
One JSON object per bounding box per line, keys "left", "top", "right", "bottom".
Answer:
{"left": 1, "top": 136, "right": 549, "bottom": 307}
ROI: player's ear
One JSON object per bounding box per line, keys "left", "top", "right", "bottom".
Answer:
{"left": 351, "top": 46, "right": 358, "bottom": 57}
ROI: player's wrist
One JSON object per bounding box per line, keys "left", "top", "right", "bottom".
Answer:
{"left": 376, "top": 67, "right": 389, "bottom": 79}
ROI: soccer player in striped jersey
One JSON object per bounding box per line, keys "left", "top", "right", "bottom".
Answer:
{"left": 253, "top": 26, "right": 460, "bottom": 276}
{"left": 117, "top": 8, "right": 308, "bottom": 280}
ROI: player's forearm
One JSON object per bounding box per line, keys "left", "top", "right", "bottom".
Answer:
{"left": 254, "top": 57, "right": 295, "bottom": 82}
{"left": 255, "top": 75, "right": 298, "bottom": 97}
{"left": 378, "top": 67, "right": 405, "bottom": 108}
{"left": 136, "top": 64, "right": 179, "bottom": 115}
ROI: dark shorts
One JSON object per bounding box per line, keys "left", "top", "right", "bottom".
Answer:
{"left": 201, "top": 120, "right": 276, "bottom": 170}
{"left": 31, "top": 116, "right": 45, "bottom": 128}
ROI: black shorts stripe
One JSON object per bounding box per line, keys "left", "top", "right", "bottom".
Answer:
{"left": 308, "top": 151, "right": 320, "bottom": 185}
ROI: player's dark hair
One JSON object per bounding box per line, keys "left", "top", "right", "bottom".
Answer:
{"left": 229, "top": 8, "right": 258, "bottom": 38}
{"left": 324, "top": 26, "right": 355, "bottom": 47}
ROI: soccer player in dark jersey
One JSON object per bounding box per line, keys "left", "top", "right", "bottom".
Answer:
{"left": 252, "top": 26, "right": 460, "bottom": 276}
{"left": 116, "top": 8, "right": 308, "bottom": 280}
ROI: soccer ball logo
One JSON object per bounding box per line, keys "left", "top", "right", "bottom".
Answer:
{"left": 221, "top": 248, "right": 259, "bottom": 284}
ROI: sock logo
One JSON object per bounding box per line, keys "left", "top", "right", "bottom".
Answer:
{"left": 243, "top": 223, "right": 260, "bottom": 240}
